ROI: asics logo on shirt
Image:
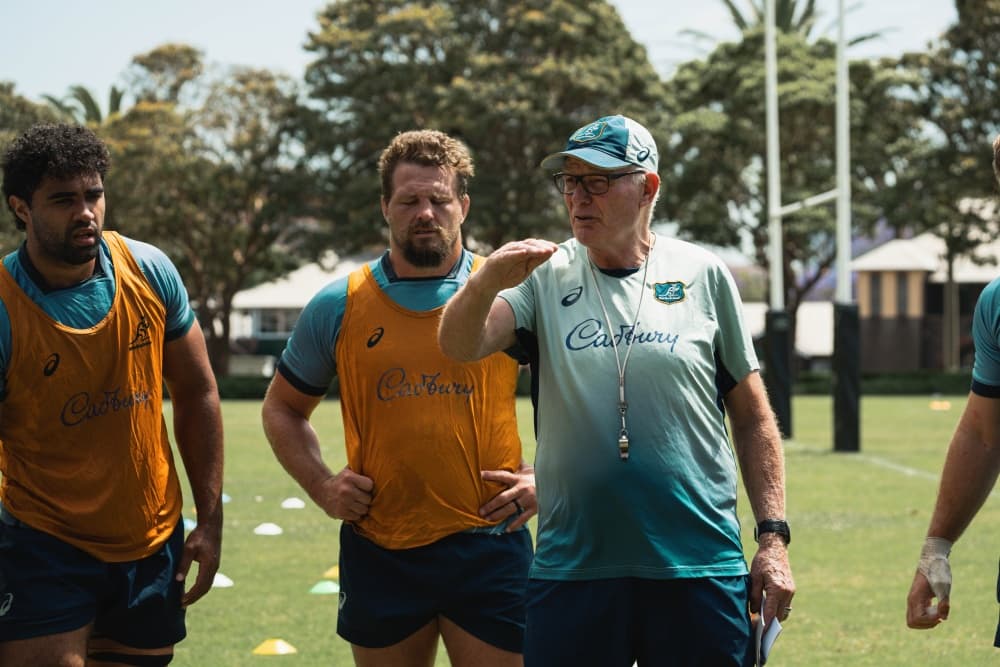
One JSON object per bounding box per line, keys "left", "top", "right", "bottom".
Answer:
{"left": 367, "top": 327, "right": 385, "bottom": 348}
{"left": 561, "top": 286, "right": 583, "bottom": 306}
{"left": 0, "top": 593, "right": 12, "bottom": 616}
{"left": 43, "top": 353, "right": 60, "bottom": 377}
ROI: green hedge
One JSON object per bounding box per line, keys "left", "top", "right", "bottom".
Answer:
{"left": 215, "top": 370, "right": 973, "bottom": 401}
{"left": 215, "top": 375, "right": 274, "bottom": 399}
{"left": 214, "top": 374, "right": 343, "bottom": 399}
{"left": 794, "top": 370, "right": 973, "bottom": 396}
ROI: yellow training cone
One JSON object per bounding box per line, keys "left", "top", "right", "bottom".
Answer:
{"left": 323, "top": 565, "right": 340, "bottom": 579}
{"left": 252, "top": 638, "right": 298, "bottom": 655}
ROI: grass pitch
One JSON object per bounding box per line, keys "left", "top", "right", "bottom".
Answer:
{"left": 170, "top": 395, "right": 999, "bottom": 666}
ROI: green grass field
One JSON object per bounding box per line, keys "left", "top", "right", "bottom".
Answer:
{"left": 171, "top": 395, "right": 1000, "bottom": 666}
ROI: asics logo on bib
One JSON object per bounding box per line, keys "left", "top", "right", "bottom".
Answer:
{"left": 367, "top": 327, "right": 385, "bottom": 348}
{"left": 43, "top": 353, "right": 60, "bottom": 377}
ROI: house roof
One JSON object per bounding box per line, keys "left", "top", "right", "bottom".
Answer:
{"left": 851, "top": 232, "right": 1000, "bottom": 283}
{"left": 232, "top": 252, "right": 373, "bottom": 309}
{"left": 849, "top": 234, "right": 941, "bottom": 272}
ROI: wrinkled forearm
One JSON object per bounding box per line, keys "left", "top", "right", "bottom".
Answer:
{"left": 439, "top": 273, "right": 505, "bottom": 361}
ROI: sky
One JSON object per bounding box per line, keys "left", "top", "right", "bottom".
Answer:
{"left": 1, "top": 0, "right": 958, "bottom": 105}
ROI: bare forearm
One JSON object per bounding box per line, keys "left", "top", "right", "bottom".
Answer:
{"left": 734, "top": 416, "right": 786, "bottom": 521}
{"left": 728, "top": 374, "right": 786, "bottom": 520}
{"left": 927, "top": 421, "right": 1000, "bottom": 541}
{"left": 262, "top": 403, "right": 336, "bottom": 501}
{"left": 172, "top": 389, "right": 225, "bottom": 526}
{"left": 440, "top": 238, "right": 557, "bottom": 360}
{"left": 439, "top": 273, "right": 503, "bottom": 361}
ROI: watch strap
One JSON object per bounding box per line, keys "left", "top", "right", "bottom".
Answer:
{"left": 754, "top": 519, "right": 791, "bottom": 545}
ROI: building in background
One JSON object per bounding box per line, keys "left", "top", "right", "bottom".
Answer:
{"left": 228, "top": 251, "right": 375, "bottom": 376}
{"left": 850, "top": 232, "right": 1000, "bottom": 372}
{"left": 228, "top": 249, "right": 836, "bottom": 376}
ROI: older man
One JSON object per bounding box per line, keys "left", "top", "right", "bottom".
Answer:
{"left": 439, "top": 114, "right": 794, "bottom": 667}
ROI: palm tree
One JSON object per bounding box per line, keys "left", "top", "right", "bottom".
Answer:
{"left": 721, "top": 0, "right": 819, "bottom": 36}
{"left": 683, "top": 0, "right": 883, "bottom": 47}
{"left": 43, "top": 85, "right": 124, "bottom": 125}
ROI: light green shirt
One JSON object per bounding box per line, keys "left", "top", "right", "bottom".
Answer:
{"left": 501, "top": 236, "right": 757, "bottom": 580}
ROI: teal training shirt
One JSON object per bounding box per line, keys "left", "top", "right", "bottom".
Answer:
{"left": 972, "top": 276, "right": 1000, "bottom": 397}
{"left": 500, "top": 236, "right": 757, "bottom": 581}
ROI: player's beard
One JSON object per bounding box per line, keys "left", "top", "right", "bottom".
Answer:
{"left": 39, "top": 222, "right": 102, "bottom": 266}
{"left": 396, "top": 225, "right": 458, "bottom": 268}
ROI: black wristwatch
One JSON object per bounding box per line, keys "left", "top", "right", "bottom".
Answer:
{"left": 754, "top": 519, "right": 791, "bottom": 545}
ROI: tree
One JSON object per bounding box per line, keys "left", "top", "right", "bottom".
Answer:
{"left": 0, "top": 82, "right": 61, "bottom": 252}
{"left": 889, "top": 0, "right": 1000, "bottom": 370}
{"left": 42, "top": 84, "right": 125, "bottom": 125}
{"left": 661, "top": 29, "right": 924, "bottom": 333}
{"left": 103, "top": 46, "right": 318, "bottom": 375}
{"left": 0, "top": 81, "right": 60, "bottom": 146}
{"left": 722, "top": 0, "right": 820, "bottom": 36}
{"left": 300, "top": 0, "right": 669, "bottom": 253}
{"left": 125, "top": 43, "right": 205, "bottom": 104}
{"left": 681, "top": 0, "right": 882, "bottom": 58}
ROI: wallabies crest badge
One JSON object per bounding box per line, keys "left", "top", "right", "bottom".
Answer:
{"left": 654, "top": 281, "right": 686, "bottom": 304}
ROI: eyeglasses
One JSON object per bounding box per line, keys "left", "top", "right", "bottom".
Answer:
{"left": 551, "top": 171, "right": 645, "bottom": 196}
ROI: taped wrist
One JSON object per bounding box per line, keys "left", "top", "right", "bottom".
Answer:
{"left": 918, "top": 536, "right": 953, "bottom": 600}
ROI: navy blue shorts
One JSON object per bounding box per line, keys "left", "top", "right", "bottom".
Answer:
{"left": 994, "top": 558, "right": 1000, "bottom": 648}
{"left": 0, "top": 506, "right": 186, "bottom": 648}
{"left": 523, "top": 576, "right": 754, "bottom": 667}
{"left": 337, "top": 523, "right": 532, "bottom": 652}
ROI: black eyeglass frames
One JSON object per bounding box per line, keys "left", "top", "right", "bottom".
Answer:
{"left": 551, "top": 170, "right": 645, "bottom": 196}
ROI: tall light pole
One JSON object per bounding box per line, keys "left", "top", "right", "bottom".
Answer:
{"left": 764, "top": 0, "right": 793, "bottom": 438}
{"left": 833, "top": 0, "right": 860, "bottom": 452}
{"left": 764, "top": 0, "right": 858, "bottom": 447}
